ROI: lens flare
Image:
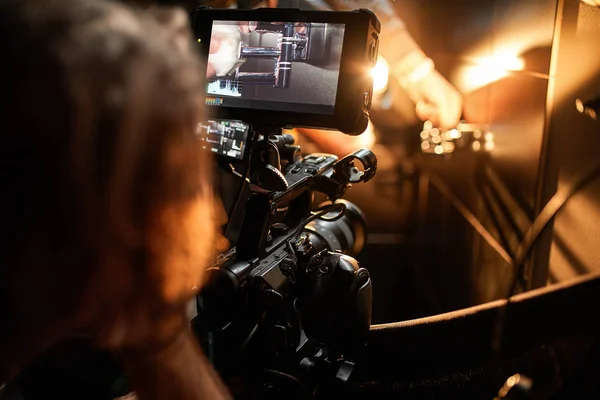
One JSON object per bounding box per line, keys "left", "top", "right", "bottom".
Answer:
{"left": 371, "top": 57, "right": 390, "bottom": 94}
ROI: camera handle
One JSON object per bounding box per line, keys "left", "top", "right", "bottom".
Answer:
{"left": 238, "top": 129, "right": 377, "bottom": 260}
{"left": 247, "top": 127, "right": 300, "bottom": 193}
{"left": 309, "top": 148, "right": 378, "bottom": 200}
{"left": 236, "top": 128, "right": 299, "bottom": 259}
{"left": 248, "top": 138, "right": 288, "bottom": 193}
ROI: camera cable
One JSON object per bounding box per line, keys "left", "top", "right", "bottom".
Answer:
{"left": 492, "top": 161, "right": 600, "bottom": 352}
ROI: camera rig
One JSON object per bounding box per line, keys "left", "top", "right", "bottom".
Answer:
{"left": 194, "top": 128, "right": 377, "bottom": 398}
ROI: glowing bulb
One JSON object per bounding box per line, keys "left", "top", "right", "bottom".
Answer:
{"left": 431, "top": 128, "right": 440, "bottom": 137}
{"left": 485, "top": 141, "right": 495, "bottom": 151}
{"left": 442, "top": 141, "right": 456, "bottom": 152}
{"left": 423, "top": 120, "right": 433, "bottom": 131}
{"left": 371, "top": 57, "right": 390, "bottom": 94}
{"left": 484, "top": 132, "right": 494, "bottom": 142}
{"left": 420, "top": 130, "right": 429, "bottom": 139}
{"left": 421, "top": 141, "right": 430, "bottom": 150}
{"left": 434, "top": 145, "right": 444, "bottom": 154}
{"left": 472, "top": 141, "right": 481, "bottom": 151}
{"left": 449, "top": 129, "right": 462, "bottom": 139}
{"left": 431, "top": 135, "right": 442, "bottom": 144}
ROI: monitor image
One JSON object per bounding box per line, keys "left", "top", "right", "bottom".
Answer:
{"left": 197, "top": 119, "right": 249, "bottom": 160}
{"left": 205, "top": 20, "right": 345, "bottom": 115}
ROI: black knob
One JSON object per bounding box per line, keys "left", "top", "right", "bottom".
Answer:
{"left": 299, "top": 357, "right": 316, "bottom": 370}
{"left": 256, "top": 164, "right": 288, "bottom": 192}
{"left": 270, "top": 222, "right": 289, "bottom": 237}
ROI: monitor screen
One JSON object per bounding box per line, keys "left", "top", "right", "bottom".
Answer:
{"left": 197, "top": 119, "right": 249, "bottom": 160}
{"left": 204, "top": 20, "right": 345, "bottom": 115}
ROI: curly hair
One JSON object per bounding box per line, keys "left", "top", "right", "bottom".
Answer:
{"left": 0, "top": 0, "right": 217, "bottom": 378}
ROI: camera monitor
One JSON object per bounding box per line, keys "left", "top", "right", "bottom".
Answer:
{"left": 196, "top": 119, "right": 249, "bottom": 160}
{"left": 193, "top": 7, "right": 380, "bottom": 135}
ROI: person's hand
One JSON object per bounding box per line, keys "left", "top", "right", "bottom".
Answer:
{"left": 295, "top": 122, "right": 376, "bottom": 159}
{"left": 206, "top": 22, "right": 260, "bottom": 79}
{"left": 206, "top": 19, "right": 306, "bottom": 80}
{"left": 206, "top": 34, "right": 222, "bottom": 78}
{"left": 405, "top": 69, "right": 464, "bottom": 129}
{"left": 237, "top": 21, "right": 258, "bottom": 35}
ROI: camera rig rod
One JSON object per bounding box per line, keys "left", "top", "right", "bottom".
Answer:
{"left": 276, "top": 22, "right": 295, "bottom": 88}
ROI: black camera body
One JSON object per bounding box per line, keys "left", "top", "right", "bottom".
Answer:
{"left": 192, "top": 7, "right": 380, "bottom": 134}
{"left": 194, "top": 131, "right": 377, "bottom": 396}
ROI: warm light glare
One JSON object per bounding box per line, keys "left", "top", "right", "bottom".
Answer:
{"left": 371, "top": 57, "right": 390, "bottom": 94}
{"left": 458, "top": 52, "right": 525, "bottom": 93}
{"left": 449, "top": 129, "right": 462, "bottom": 139}
{"left": 357, "top": 120, "right": 377, "bottom": 148}
{"left": 581, "top": 0, "right": 600, "bottom": 6}
{"left": 443, "top": 129, "right": 462, "bottom": 141}
{"left": 489, "top": 52, "right": 525, "bottom": 71}
{"left": 421, "top": 141, "right": 430, "bottom": 150}
{"left": 442, "top": 142, "right": 456, "bottom": 152}
{"left": 420, "top": 130, "right": 429, "bottom": 139}
{"left": 472, "top": 141, "right": 481, "bottom": 151}
{"left": 434, "top": 145, "right": 444, "bottom": 155}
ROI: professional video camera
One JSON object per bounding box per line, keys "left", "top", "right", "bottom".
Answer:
{"left": 191, "top": 6, "right": 380, "bottom": 399}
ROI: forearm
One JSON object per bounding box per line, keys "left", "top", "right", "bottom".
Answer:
{"left": 320, "top": 0, "right": 421, "bottom": 68}
{"left": 295, "top": 126, "right": 375, "bottom": 158}
{"left": 123, "top": 329, "right": 232, "bottom": 400}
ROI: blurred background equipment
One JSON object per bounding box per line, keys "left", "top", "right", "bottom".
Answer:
{"left": 274, "top": 0, "right": 600, "bottom": 327}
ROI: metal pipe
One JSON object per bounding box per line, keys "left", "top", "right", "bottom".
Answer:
{"left": 236, "top": 72, "right": 275, "bottom": 84}
{"left": 239, "top": 46, "right": 281, "bottom": 58}
{"left": 276, "top": 22, "right": 295, "bottom": 88}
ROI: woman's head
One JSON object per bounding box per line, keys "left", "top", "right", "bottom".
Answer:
{"left": 0, "top": 0, "right": 216, "bottom": 371}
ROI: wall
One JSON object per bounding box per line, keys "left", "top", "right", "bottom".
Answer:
{"left": 537, "top": 1, "right": 600, "bottom": 283}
